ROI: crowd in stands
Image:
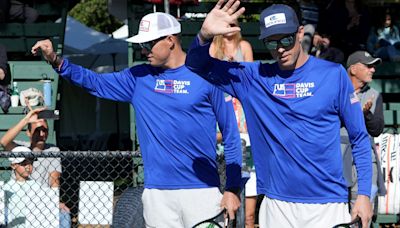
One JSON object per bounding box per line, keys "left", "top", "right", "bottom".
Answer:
{"left": 0, "top": 0, "right": 38, "bottom": 23}
{"left": 298, "top": 0, "right": 400, "bottom": 65}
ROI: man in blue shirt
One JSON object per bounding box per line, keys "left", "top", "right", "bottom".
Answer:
{"left": 185, "top": 0, "right": 373, "bottom": 227}
{"left": 31, "top": 12, "right": 242, "bottom": 227}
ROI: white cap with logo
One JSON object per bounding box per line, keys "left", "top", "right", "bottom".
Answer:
{"left": 126, "top": 12, "right": 181, "bottom": 44}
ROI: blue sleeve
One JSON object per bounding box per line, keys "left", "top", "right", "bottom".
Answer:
{"left": 57, "top": 59, "right": 136, "bottom": 102}
{"left": 186, "top": 36, "right": 254, "bottom": 100}
{"left": 337, "top": 66, "right": 372, "bottom": 197}
{"left": 211, "top": 87, "right": 242, "bottom": 189}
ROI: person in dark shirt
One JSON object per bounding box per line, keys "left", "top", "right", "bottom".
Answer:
{"left": 0, "top": 44, "right": 8, "bottom": 84}
{"left": 342, "top": 51, "right": 385, "bottom": 220}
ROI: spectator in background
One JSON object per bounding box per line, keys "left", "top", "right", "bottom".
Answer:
{"left": 318, "top": 0, "right": 371, "bottom": 57}
{"left": 367, "top": 11, "right": 400, "bottom": 62}
{"left": 297, "top": 0, "right": 319, "bottom": 54}
{"left": 3, "top": 146, "right": 60, "bottom": 227}
{"left": 210, "top": 22, "right": 257, "bottom": 228}
{"left": 0, "top": 44, "right": 11, "bottom": 113}
{"left": 31, "top": 12, "right": 242, "bottom": 227}
{"left": 187, "top": 1, "right": 373, "bottom": 227}
{"left": 3, "top": 147, "right": 40, "bottom": 227}
{"left": 8, "top": 0, "right": 38, "bottom": 23}
{"left": 0, "top": 44, "right": 8, "bottom": 83}
{"left": 342, "top": 51, "right": 386, "bottom": 215}
{"left": 311, "top": 33, "right": 345, "bottom": 64}
{"left": 0, "top": 108, "right": 71, "bottom": 228}
{"left": 210, "top": 20, "right": 253, "bottom": 62}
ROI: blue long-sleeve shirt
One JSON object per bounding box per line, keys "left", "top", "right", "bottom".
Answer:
{"left": 57, "top": 59, "right": 242, "bottom": 189}
{"left": 185, "top": 37, "right": 372, "bottom": 203}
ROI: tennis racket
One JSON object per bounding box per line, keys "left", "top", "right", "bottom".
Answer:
{"left": 332, "top": 216, "right": 362, "bottom": 228}
{"left": 192, "top": 209, "right": 230, "bottom": 228}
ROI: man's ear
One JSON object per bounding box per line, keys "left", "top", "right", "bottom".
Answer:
{"left": 349, "top": 64, "right": 357, "bottom": 76}
{"left": 167, "top": 36, "right": 175, "bottom": 50}
{"left": 11, "top": 164, "right": 16, "bottom": 170}
{"left": 297, "top": 25, "right": 305, "bottom": 42}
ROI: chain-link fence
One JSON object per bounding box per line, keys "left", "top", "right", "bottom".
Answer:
{"left": 0, "top": 151, "right": 144, "bottom": 228}
{"left": 0, "top": 149, "right": 253, "bottom": 227}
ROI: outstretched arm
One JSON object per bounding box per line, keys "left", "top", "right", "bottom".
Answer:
{"left": 32, "top": 39, "right": 135, "bottom": 102}
{"left": 0, "top": 108, "right": 45, "bottom": 150}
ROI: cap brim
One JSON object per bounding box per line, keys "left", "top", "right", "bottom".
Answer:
{"left": 126, "top": 34, "right": 162, "bottom": 44}
{"left": 259, "top": 26, "right": 298, "bottom": 40}
{"left": 9, "top": 158, "right": 25, "bottom": 163}
{"left": 365, "top": 57, "right": 382, "bottom": 66}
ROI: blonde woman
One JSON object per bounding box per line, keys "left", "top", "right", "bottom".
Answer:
{"left": 210, "top": 21, "right": 253, "bottom": 62}
{"left": 211, "top": 21, "right": 257, "bottom": 228}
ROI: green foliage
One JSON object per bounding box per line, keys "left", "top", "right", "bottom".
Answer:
{"left": 68, "top": 0, "right": 123, "bottom": 34}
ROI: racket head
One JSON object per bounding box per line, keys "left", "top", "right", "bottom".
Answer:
{"left": 332, "top": 216, "right": 362, "bottom": 228}
{"left": 192, "top": 209, "right": 227, "bottom": 228}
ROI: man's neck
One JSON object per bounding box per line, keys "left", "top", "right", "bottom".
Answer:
{"left": 164, "top": 49, "right": 186, "bottom": 69}
{"left": 351, "top": 78, "right": 364, "bottom": 94}
{"left": 31, "top": 142, "right": 45, "bottom": 151}
{"left": 15, "top": 175, "right": 28, "bottom": 182}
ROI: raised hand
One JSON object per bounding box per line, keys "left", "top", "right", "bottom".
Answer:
{"left": 200, "top": 0, "right": 245, "bottom": 41}
{"left": 363, "top": 97, "right": 374, "bottom": 114}
{"left": 24, "top": 107, "right": 46, "bottom": 124}
{"left": 31, "top": 39, "right": 56, "bottom": 63}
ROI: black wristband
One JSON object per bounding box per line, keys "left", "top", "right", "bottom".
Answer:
{"left": 49, "top": 54, "right": 63, "bottom": 68}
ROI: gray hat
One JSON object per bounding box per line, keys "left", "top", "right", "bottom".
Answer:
{"left": 346, "top": 51, "right": 382, "bottom": 68}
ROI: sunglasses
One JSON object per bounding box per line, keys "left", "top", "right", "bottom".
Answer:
{"left": 139, "top": 36, "right": 167, "bottom": 51}
{"left": 263, "top": 33, "right": 296, "bottom": 50}
{"left": 362, "top": 63, "right": 376, "bottom": 69}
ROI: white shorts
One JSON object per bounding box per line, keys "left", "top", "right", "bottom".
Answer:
{"left": 258, "top": 196, "right": 351, "bottom": 228}
{"left": 142, "top": 187, "right": 222, "bottom": 228}
{"left": 245, "top": 171, "right": 257, "bottom": 197}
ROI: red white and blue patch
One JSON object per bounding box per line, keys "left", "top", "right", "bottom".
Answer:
{"left": 349, "top": 92, "right": 360, "bottom": 104}
{"left": 273, "top": 82, "right": 314, "bottom": 98}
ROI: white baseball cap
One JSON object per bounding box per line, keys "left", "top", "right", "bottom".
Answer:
{"left": 126, "top": 12, "right": 181, "bottom": 43}
{"left": 9, "top": 146, "right": 32, "bottom": 164}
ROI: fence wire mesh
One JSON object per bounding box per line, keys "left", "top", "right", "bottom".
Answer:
{"left": 0, "top": 151, "right": 144, "bottom": 228}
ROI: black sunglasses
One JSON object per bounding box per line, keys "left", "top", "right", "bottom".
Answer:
{"left": 263, "top": 33, "right": 296, "bottom": 50}
{"left": 139, "top": 36, "right": 167, "bottom": 51}
{"left": 332, "top": 216, "right": 362, "bottom": 228}
{"left": 362, "top": 63, "right": 376, "bottom": 69}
